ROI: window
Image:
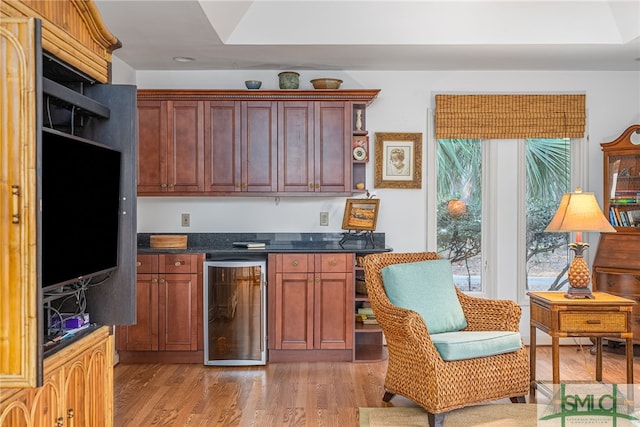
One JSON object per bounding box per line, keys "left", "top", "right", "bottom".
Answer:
{"left": 436, "top": 139, "right": 483, "bottom": 292}
{"left": 525, "top": 138, "right": 571, "bottom": 293}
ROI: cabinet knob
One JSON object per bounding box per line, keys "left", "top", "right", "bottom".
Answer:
{"left": 168, "top": 183, "right": 174, "bottom": 188}
{"left": 56, "top": 417, "right": 64, "bottom": 427}
{"left": 315, "top": 183, "right": 320, "bottom": 189}
{"left": 235, "top": 183, "right": 241, "bottom": 188}
{"left": 152, "top": 278, "right": 158, "bottom": 283}
{"left": 292, "top": 260, "right": 299, "bottom": 267}
{"left": 330, "top": 260, "right": 337, "bottom": 266}
{"left": 607, "top": 279, "right": 614, "bottom": 287}
{"left": 68, "top": 408, "right": 74, "bottom": 419}
{"left": 159, "top": 278, "right": 165, "bottom": 284}
{"left": 175, "top": 261, "right": 182, "bottom": 266}
{"left": 161, "top": 183, "right": 167, "bottom": 188}
{"left": 315, "top": 277, "right": 320, "bottom": 282}
{"left": 137, "top": 261, "right": 142, "bottom": 267}
{"left": 308, "top": 183, "right": 314, "bottom": 189}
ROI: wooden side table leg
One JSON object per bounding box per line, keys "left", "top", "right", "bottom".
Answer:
{"left": 530, "top": 325, "right": 537, "bottom": 396}
{"left": 626, "top": 337, "right": 634, "bottom": 384}
{"left": 595, "top": 338, "right": 602, "bottom": 382}
{"left": 552, "top": 336, "right": 560, "bottom": 384}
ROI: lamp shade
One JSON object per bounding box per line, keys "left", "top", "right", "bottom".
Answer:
{"left": 545, "top": 188, "right": 616, "bottom": 233}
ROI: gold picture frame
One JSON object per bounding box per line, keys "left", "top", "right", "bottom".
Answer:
{"left": 341, "top": 198, "right": 380, "bottom": 231}
{"left": 374, "top": 132, "right": 422, "bottom": 189}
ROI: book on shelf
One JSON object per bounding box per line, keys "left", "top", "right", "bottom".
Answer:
{"left": 232, "top": 241, "right": 266, "bottom": 249}
{"left": 355, "top": 313, "right": 377, "bottom": 324}
{"left": 627, "top": 209, "right": 640, "bottom": 226}
{"left": 357, "top": 307, "right": 374, "bottom": 316}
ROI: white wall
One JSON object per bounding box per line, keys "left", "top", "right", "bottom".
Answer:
{"left": 112, "top": 64, "right": 640, "bottom": 341}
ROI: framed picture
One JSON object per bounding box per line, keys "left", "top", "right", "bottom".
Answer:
{"left": 341, "top": 198, "right": 380, "bottom": 231}
{"left": 374, "top": 132, "right": 422, "bottom": 189}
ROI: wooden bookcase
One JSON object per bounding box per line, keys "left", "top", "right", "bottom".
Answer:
{"left": 592, "top": 124, "right": 640, "bottom": 346}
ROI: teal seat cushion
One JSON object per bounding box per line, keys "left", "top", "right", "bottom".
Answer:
{"left": 431, "top": 331, "right": 523, "bottom": 361}
{"left": 380, "top": 259, "right": 467, "bottom": 334}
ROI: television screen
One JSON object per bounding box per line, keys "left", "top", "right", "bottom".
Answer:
{"left": 42, "top": 128, "right": 122, "bottom": 291}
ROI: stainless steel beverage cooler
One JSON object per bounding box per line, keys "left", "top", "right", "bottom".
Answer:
{"left": 203, "top": 260, "right": 267, "bottom": 365}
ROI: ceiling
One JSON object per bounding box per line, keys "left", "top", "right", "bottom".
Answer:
{"left": 94, "top": 0, "right": 640, "bottom": 72}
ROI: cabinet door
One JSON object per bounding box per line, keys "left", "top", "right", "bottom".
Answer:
{"left": 314, "top": 101, "right": 351, "bottom": 192}
{"left": 137, "top": 100, "right": 167, "bottom": 193}
{"left": 278, "top": 101, "right": 314, "bottom": 192}
{"left": 167, "top": 101, "right": 205, "bottom": 192}
{"left": 314, "top": 271, "right": 354, "bottom": 350}
{"left": 243, "top": 101, "right": 278, "bottom": 192}
{"left": 116, "top": 272, "right": 159, "bottom": 351}
{"left": 204, "top": 101, "right": 241, "bottom": 192}
{"left": 63, "top": 362, "right": 87, "bottom": 427}
{"left": 274, "top": 272, "right": 315, "bottom": 349}
{"left": 137, "top": 100, "right": 204, "bottom": 194}
{"left": 0, "top": 17, "right": 38, "bottom": 388}
{"left": 158, "top": 273, "right": 198, "bottom": 351}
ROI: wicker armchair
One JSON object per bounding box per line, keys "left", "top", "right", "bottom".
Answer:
{"left": 361, "top": 252, "right": 529, "bottom": 427}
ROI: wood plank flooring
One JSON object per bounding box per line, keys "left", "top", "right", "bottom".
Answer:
{"left": 114, "top": 345, "right": 639, "bottom": 426}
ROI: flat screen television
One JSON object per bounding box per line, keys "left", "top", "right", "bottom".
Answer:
{"left": 41, "top": 128, "right": 122, "bottom": 291}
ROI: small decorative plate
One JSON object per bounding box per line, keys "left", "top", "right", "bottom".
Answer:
{"left": 353, "top": 147, "right": 367, "bottom": 161}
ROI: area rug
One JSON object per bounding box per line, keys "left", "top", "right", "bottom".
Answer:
{"left": 359, "top": 404, "right": 550, "bottom": 427}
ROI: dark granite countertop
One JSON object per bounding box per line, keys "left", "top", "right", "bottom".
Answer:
{"left": 137, "top": 232, "right": 391, "bottom": 258}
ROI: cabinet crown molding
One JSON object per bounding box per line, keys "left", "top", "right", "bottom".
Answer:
{"left": 137, "top": 89, "right": 381, "bottom": 105}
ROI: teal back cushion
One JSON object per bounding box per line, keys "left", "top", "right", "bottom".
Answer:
{"left": 381, "top": 259, "right": 467, "bottom": 334}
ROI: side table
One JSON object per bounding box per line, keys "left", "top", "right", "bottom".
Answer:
{"left": 528, "top": 291, "right": 635, "bottom": 395}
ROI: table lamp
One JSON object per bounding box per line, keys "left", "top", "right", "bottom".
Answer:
{"left": 544, "top": 187, "right": 616, "bottom": 299}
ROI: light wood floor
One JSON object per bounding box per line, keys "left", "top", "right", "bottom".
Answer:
{"left": 114, "top": 345, "right": 639, "bottom": 426}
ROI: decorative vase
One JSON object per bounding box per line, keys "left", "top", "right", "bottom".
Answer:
{"left": 278, "top": 71, "right": 300, "bottom": 89}
{"left": 355, "top": 110, "right": 363, "bottom": 131}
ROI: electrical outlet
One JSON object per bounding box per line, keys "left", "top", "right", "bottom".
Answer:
{"left": 181, "top": 213, "right": 190, "bottom": 227}
{"left": 320, "top": 211, "right": 329, "bottom": 226}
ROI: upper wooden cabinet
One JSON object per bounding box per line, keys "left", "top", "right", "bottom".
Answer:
{"left": 203, "top": 100, "right": 278, "bottom": 193}
{"left": 278, "top": 101, "right": 351, "bottom": 193}
{"left": 137, "top": 89, "right": 380, "bottom": 197}
{"left": 1, "top": 0, "right": 120, "bottom": 83}
{"left": 137, "top": 100, "right": 205, "bottom": 193}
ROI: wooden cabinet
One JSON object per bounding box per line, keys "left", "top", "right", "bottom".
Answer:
{"left": 203, "top": 100, "right": 277, "bottom": 193}
{"left": 0, "top": 17, "right": 38, "bottom": 389}
{"left": 268, "top": 253, "right": 354, "bottom": 361}
{"left": 353, "top": 255, "right": 387, "bottom": 362}
{"left": 116, "top": 253, "right": 205, "bottom": 363}
{"left": 0, "top": 326, "right": 114, "bottom": 427}
{"left": 278, "top": 101, "right": 351, "bottom": 193}
{"left": 593, "top": 124, "right": 640, "bottom": 345}
{"left": 137, "top": 90, "right": 380, "bottom": 197}
{"left": 137, "top": 100, "right": 205, "bottom": 194}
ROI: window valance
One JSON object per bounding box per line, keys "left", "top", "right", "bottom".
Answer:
{"left": 435, "top": 94, "right": 586, "bottom": 139}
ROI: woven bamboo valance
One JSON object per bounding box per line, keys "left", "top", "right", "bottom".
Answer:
{"left": 435, "top": 94, "right": 586, "bottom": 139}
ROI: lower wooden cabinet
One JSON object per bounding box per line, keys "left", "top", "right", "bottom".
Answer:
{"left": 268, "top": 253, "right": 354, "bottom": 362}
{"left": 0, "top": 326, "right": 114, "bottom": 427}
{"left": 592, "top": 233, "right": 640, "bottom": 345}
{"left": 116, "top": 253, "right": 204, "bottom": 363}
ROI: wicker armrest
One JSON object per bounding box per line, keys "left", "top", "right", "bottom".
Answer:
{"left": 456, "top": 289, "right": 522, "bottom": 332}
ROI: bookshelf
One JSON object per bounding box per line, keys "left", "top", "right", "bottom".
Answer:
{"left": 592, "top": 124, "right": 640, "bottom": 348}
{"left": 353, "top": 255, "right": 387, "bottom": 362}
{"left": 602, "top": 125, "right": 640, "bottom": 230}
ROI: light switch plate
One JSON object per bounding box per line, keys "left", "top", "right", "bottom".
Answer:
{"left": 181, "top": 213, "right": 190, "bottom": 227}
